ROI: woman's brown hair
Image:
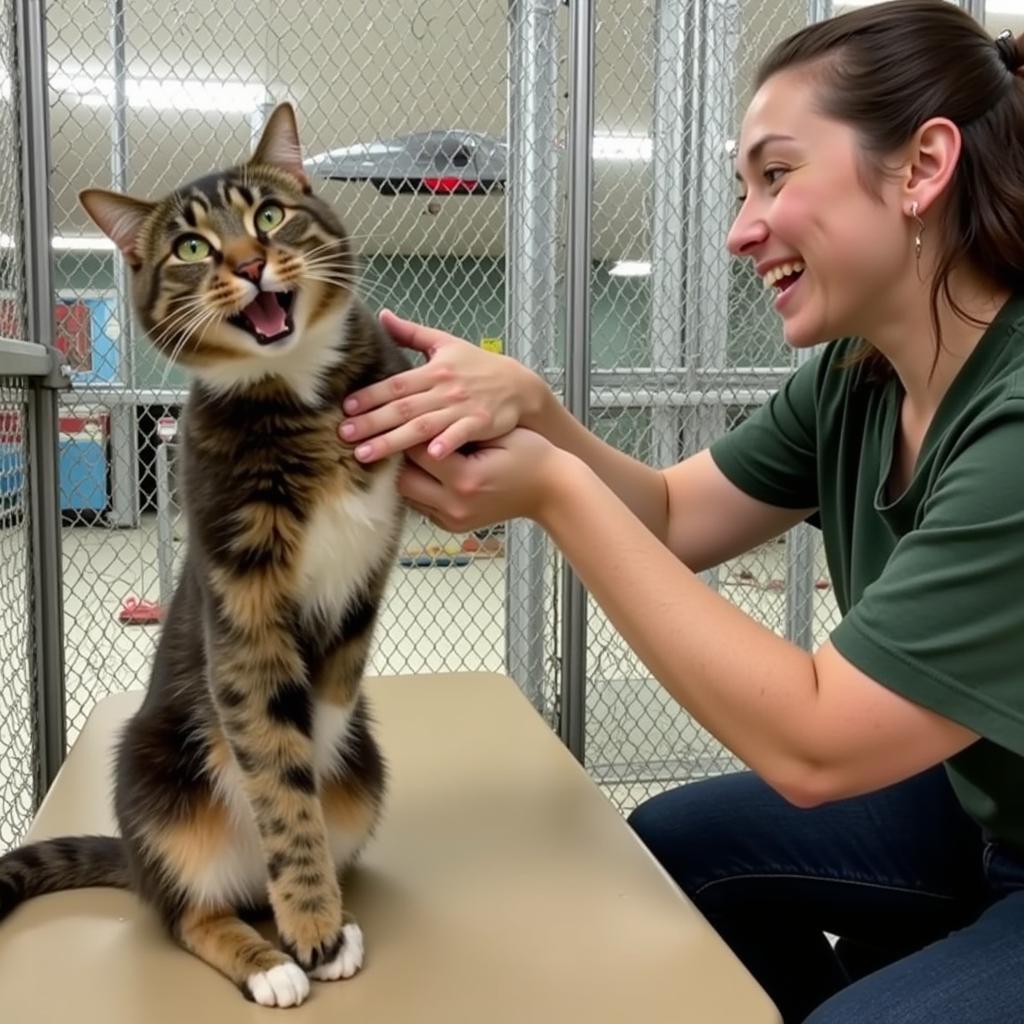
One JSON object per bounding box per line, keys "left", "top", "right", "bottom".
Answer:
{"left": 757, "top": 0, "right": 1024, "bottom": 370}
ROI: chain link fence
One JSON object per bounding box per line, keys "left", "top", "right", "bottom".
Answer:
{"left": 5, "top": 0, "right": 1002, "bottom": 850}
{"left": 0, "top": 0, "right": 856, "bottom": 842}
{"left": 583, "top": 0, "right": 840, "bottom": 810}
{"left": 44, "top": 0, "right": 563, "bottom": 763}
{"left": 0, "top": 380, "right": 33, "bottom": 852}
{"left": 0, "top": 0, "right": 34, "bottom": 851}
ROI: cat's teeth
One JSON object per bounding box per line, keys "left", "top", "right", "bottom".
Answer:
{"left": 763, "top": 260, "right": 806, "bottom": 289}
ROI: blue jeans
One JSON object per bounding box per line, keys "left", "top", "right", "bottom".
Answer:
{"left": 627, "top": 766, "right": 1024, "bottom": 1023}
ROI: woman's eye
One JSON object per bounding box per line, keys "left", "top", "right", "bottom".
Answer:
{"left": 764, "top": 166, "right": 787, "bottom": 186}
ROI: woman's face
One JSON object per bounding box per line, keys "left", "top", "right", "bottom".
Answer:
{"left": 728, "top": 68, "right": 912, "bottom": 348}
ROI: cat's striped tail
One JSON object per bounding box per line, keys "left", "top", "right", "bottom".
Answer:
{"left": 0, "top": 836, "right": 129, "bottom": 921}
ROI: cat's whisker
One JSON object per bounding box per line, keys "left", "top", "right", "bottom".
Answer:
{"left": 327, "top": 231, "right": 382, "bottom": 241}
{"left": 300, "top": 250, "right": 371, "bottom": 264}
{"left": 292, "top": 233, "right": 382, "bottom": 262}
{"left": 300, "top": 270, "right": 370, "bottom": 289}
{"left": 302, "top": 274, "right": 401, "bottom": 305}
{"left": 149, "top": 294, "right": 208, "bottom": 334}
{"left": 149, "top": 306, "right": 210, "bottom": 358}
{"left": 158, "top": 306, "right": 220, "bottom": 386}
{"left": 302, "top": 265, "right": 395, "bottom": 290}
{"left": 150, "top": 293, "right": 209, "bottom": 328}
{"left": 157, "top": 335, "right": 190, "bottom": 388}
{"left": 300, "top": 261, "right": 395, "bottom": 292}
{"left": 301, "top": 256, "right": 367, "bottom": 272}
{"left": 155, "top": 305, "right": 222, "bottom": 386}
{"left": 299, "top": 259, "right": 357, "bottom": 275}
{"left": 299, "top": 239, "right": 348, "bottom": 260}
{"left": 157, "top": 330, "right": 197, "bottom": 387}
{"left": 171, "top": 306, "right": 212, "bottom": 354}
{"left": 300, "top": 259, "right": 365, "bottom": 277}
{"left": 301, "top": 269, "right": 382, "bottom": 287}
{"left": 160, "top": 339, "right": 189, "bottom": 383}
{"left": 179, "top": 307, "right": 219, "bottom": 356}
{"left": 309, "top": 286, "right": 400, "bottom": 313}
{"left": 149, "top": 301, "right": 212, "bottom": 355}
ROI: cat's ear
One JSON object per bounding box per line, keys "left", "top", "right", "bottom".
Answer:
{"left": 78, "top": 189, "right": 154, "bottom": 269}
{"left": 251, "top": 103, "right": 310, "bottom": 190}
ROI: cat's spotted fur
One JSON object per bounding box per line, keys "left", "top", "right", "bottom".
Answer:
{"left": 0, "top": 104, "right": 406, "bottom": 1007}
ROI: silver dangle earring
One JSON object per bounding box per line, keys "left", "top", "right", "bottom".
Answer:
{"left": 911, "top": 201, "right": 924, "bottom": 264}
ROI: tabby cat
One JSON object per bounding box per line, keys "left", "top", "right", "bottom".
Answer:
{"left": 0, "top": 103, "right": 408, "bottom": 1008}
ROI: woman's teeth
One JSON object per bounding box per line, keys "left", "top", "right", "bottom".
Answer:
{"left": 764, "top": 260, "right": 806, "bottom": 289}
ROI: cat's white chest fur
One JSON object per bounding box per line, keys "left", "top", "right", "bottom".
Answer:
{"left": 295, "top": 458, "right": 401, "bottom": 623}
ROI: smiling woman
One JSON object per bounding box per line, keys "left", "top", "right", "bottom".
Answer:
{"left": 731, "top": 0, "right": 1024, "bottom": 369}
{"left": 326, "top": 1, "right": 1024, "bottom": 1021}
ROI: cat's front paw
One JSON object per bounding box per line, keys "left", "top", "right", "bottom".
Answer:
{"left": 308, "top": 921, "right": 364, "bottom": 981}
{"left": 276, "top": 900, "right": 345, "bottom": 972}
{"left": 245, "top": 960, "right": 311, "bottom": 1008}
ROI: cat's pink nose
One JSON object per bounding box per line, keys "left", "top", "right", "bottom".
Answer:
{"left": 235, "top": 258, "right": 265, "bottom": 283}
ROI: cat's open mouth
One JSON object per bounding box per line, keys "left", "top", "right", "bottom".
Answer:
{"left": 229, "top": 290, "right": 295, "bottom": 346}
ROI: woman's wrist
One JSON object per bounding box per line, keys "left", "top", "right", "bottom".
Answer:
{"left": 516, "top": 363, "right": 554, "bottom": 435}
{"left": 533, "top": 447, "right": 591, "bottom": 529}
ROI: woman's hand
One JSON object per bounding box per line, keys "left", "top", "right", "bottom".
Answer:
{"left": 339, "top": 310, "right": 546, "bottom": 463}
{"left": 398, "top": 428, "right": 572, "bottom": 534}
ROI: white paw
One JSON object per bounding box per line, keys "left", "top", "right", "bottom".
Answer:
{"left": 309, "top": 922, "right": 364, "bottom": 981}
{"left": 247, "top": 961, "right": 311, "bottom": 1007}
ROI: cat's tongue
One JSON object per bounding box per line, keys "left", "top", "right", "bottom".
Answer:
{"left": 243, "top": 292, "right": 288, "bottom": 339}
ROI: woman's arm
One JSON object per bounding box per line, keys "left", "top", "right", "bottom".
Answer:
{"left": 342, "top": 312, "right": 671, "bottom": 530}
{"left": 399, "top": 431, "right": 978, "bottom": 807}
{"left": 344, "top": 312, "right": 811, "bottom": 566}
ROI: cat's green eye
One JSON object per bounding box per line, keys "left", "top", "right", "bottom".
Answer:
{"left": 175, "top": 235, "right": 211, "bottom": 262}
{"left": 257, "top": 203, "right": 285, "bottom": 232}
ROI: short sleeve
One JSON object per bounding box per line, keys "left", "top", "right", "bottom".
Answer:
{"left": 708, "top": 352, "right": 821, "bottom": 510}
{"left": 830, "top": 398, "right": 1024, "bottom": 755}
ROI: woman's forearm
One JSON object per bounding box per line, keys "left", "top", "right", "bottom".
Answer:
{"left": 523, "top": 380, "right": 670, "bottom": 542}
{"left": 534, "top": 450, "right": 822, "bottom": 799}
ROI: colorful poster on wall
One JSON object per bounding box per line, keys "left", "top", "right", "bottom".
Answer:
{"left": 0, "top": 297, "right": 93, "bottom": 372}
{"left": 0, "top": 295, "right": 118, "bottom": 382}
{"left": 54, "top": 301, "right": 93, "bottom": 372}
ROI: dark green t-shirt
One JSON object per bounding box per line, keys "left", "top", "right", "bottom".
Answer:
{"left": 709, "top": 293, "right": 1024, "bottom": 851}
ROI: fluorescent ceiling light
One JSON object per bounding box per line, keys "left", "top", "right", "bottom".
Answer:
{"left": 308, "top": 133, "right": 653, "bottom": 174}
{"left": 52, "top": 235, "right": 115, "bottom": 251}
{"left": 0, "top": 234, "right": 115, "bottom": 251}
{"left": 50, "top": 72, "right": 267, "bottom": 113}
{"left": 609, "top": 260, "right": 651, "bottom": 277}
{"left": 838, "top": 0, "right": 1023, "bottom": 9}
{"left": 593, "top": 135, "right": 652, "bottom": 161}
{"left": 306, "top": 141, "right": 407, "bottom": 166}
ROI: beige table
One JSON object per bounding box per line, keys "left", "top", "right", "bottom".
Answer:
{"left": 0, "top": 672, "right": 780, "bottom": 1022}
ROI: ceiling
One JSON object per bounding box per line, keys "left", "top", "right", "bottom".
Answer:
{"left": 23, "top": 0, "right": 1024, "bottom": 261}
